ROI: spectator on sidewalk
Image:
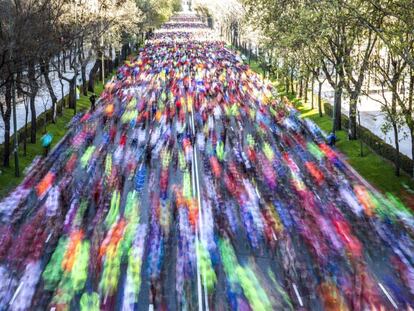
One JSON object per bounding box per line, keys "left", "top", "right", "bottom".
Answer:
{"left": 76, "top": 86, "right": 80, "bottom": 100}
{"left": 89, "top": 93, "right": 97, "bottom": 111}
{"left": 41, "top": 132, "right": 53, "bottom": 157}
{"left": 327, "top": 132, "right": 337, "bottom": 146}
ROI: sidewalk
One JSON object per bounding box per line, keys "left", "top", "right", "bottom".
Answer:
{"left": 315, "top": 82, "right": 412, "bottom": 159}
{"left": 0, "top": 60, "right": 95, "bottom": 144}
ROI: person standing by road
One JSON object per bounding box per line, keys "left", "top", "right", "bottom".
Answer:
{"left": 327, "top": 132, "right": 337, "bottom": 146}
{"left": 41, "top": 132, "right": 53, "bottom": 157}
{"left": 89, "top": 93, "right": 97, "bottom": 111}
{"left": 76, "top": 86, "right": 81, "bottom": 100}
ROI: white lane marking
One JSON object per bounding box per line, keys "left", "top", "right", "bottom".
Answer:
{"left": 293, "top": 283, "right": 303, "bottom": 307}
{"left": 9, "top": 281, "right": 24, "bottom": 305}
{"left": 378, "top": 283, "right": 398, "bottom": 309}
{"left": 255, "top": 187, "right": 261, "bottom": 200}
{"left": 192, "top": 152, "right": 196, "bottom": 197}
{"left": 194, "top": 143, "right": 209, "bottom": 311}
{"left": 191, "top": 110, "right": 196, "bottom": 135}
{"left": 46, "top": 233, "right": 52, "bottom": 243}
{"left": 191, "top": 103, "right": 209, "bottom": 311}
{"left": 189, "top": 116, "right": 193, "bottom": 135}
{"left": 191, "top": 113, "right": 203, "bottom": 311}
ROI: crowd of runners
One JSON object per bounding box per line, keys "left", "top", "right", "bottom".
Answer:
{"left": 0, "top": 12, "right": 413, "bottom": 311}
{"left": 161, "top": 22, "right": 209, "bottom": 30}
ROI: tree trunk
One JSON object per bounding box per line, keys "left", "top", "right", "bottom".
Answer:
{"left": 43, "top": 105, "right": 48, "bottom": 134}
{"left": 63, "top": 50, "right": 67, "bottom": 73}
{"left": 28, "top": 61, "right": 38, "bottom": 143}
{"left": 16, "top": 71, "right": 23, "bottom": 98}
{"left": 88, "top": 55, "right": 101, "bottom": 93}
{"left": 40, "top": 60, "right": 58, "bottom": 123}
{"left": 318, "top": 81, "right": 323, "bottom": 117}
{"left": 391, "top": 78, "right": 400, "bottom": 176}
{"left": 114, "top": 51, "right": 120, "bottom": 68}
{"left": 109, "top": 57, "right": 114, "bottom": 74}
{"left": 304, "top": 74, "right": 309, "bottom": 103}
{"left": 121, "top": 43, "right": 128, "bottom": 61}
{"left": 285, "top": 76, "right": 289, "bottom": 94}
{"left": 311, "top": 75, "right": 315, "bottom": 109}
{"left": 81, "top": 39, "right": 85, "bottom": 61}
{"left": 69, "top": 49, "right": 73, "bottom": 69}
{"left": 68, "top": 76, "right": 76, "bottom": 112}
{"left": 29, "top": 95, "right": 37, "bottom": 144}
{"left": 2, "top": 79, "right": 12, "bottom": 167}
{"left": 81, "top": 61, "right": 88, "bottom": 96}
{"left": 248, "top": 46, "right": 252, "bottom": 65}
{"left": 57, "top": 52, "right": 60, "bottom": 74}
{"left": 348, "top": 93, "right": 358, "bottom": 140}
{"left": 409, "top": 75, "right": 414, "bottom": 178}
{"left": 59, "top": 77, "right": 65, "bottom": 110}
{"left": 108, "top": 45, "right": 114, "bottom": 73}
{"left": 393, "top": 123, "right": 401, "bottom": 176}
{"left": 411, "top": 128, "right": 414, "bottom": 178}
{"left": 105, "top": 58, "right": 111, "bottom": 78}
{"left": 332, "top": 83, "right": 343, "bottom": 132}
{"left": 299, "top": 77, "right": 303, "bottom": 98}
{"left": 24, "top": 100, "right": 28, "bottom": 157}
{"left": 290, "top": 69, "right": 294, "bottom": 94}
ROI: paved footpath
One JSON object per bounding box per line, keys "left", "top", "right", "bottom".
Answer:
{"left": 315, "top": 82, "right": 412, "bottom": 159}
{"left": 0, "top": 60, "right": 95, "bottom": 144}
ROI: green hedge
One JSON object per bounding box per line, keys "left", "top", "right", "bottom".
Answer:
{"left": 324, "top": 102, "right": 413, "bottom": 175}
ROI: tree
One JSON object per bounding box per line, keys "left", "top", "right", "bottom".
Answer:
{"left": 86, "top": 0, "right": 144, "bottom": 93}
{"left": 309, "top": 0, "right": 360, "bottom": 133}
{"left": 0, "top": 79, "right": 12, "bottom": 167}
{"left": 341, "top": 0, "right": 384, "bottom": 139}
{"left": 194, "top": 0, "right": 246, "bottom": 44}
{"left": 136, "top": 0, "right": 180, "bottom": 30}
{"left": 0, "top": 0, "right": 66, "bottom": 168}
{"left": 243, "top": 0, "right": 350, "bottom": 129}
{"left": 347, "top": 0, "right": 414, "bottom": 176}
{"left": 40, "top": 58, "right": 58, "bottom": 122}
{"left": 243, "top": 0, "right": 385, "bottom": 136}
{"left": 370, "top": 49, "right": 407, "bottom": 176}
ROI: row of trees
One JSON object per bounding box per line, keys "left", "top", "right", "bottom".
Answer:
{"left": 0, "top": 0, "right": 180, "bottom": 174}
{"left": 239, "top": 0, "right": 414, "bottom": 177}
{"left": 193, "top": 0, "right": 247, "bottom": 45}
